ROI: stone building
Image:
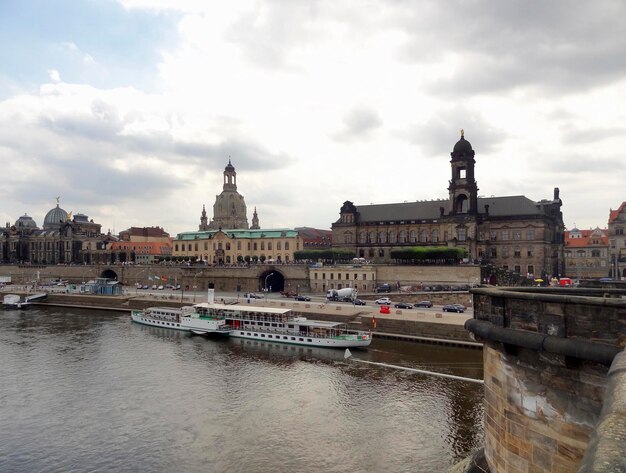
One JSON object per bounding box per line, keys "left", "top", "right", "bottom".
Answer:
{"left": 172, "top": 228, "right": 301, "bottom": 264}
{"left": 119, "top": 226, "right": 170, "bottom": 242}
{"left": 199, "top": 160, "right": 257, "bottom": 230}
{"left": 331, "top": 133, "right": 565, "bottom": 279}
{"left": 608, "top": 201, "right": 626, "bottom": 279}
{"left": 0, "top": 200, "right": 110, "bottom": 264}
{"left": 564, "top": 227, "right": 609, "bottom": 280}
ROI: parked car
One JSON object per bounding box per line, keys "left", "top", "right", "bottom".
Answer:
{"left": 394, "top": 302, "right": 413, "bottom": 309}
{"left": 151, "top": 284, "right": 158, "bottom": 290}
{"left": 244, "top": 292, "right": 264, "bottom": 299}
{"left": 141, "top": 285, "right": 148, "bottom": 289}
{"left": 353, "top": 299, "right": 366, "bottom": 306}
{"left": 375, "top": 297, "right": 392, "bottom": 305}
{"left": 442, "top": 304, "right": 466, "bottom": 313}
{"left": 294, "top": 295, "right": 311, "bottom": 301}
{"left": 157, "top": 285, "right": 164, "bottom": 290}
{"left": 376, "top": 284, "right": 391, "bottom": 293}
{"left": 414, "top": 300, "right": 433, "bottom": 308}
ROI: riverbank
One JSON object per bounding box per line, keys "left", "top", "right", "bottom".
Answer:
{"left": 13, "top": 291, "right": 479, "bottom": 349}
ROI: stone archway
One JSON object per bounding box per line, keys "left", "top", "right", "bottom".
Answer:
{"left": 259, "top": 270, "right": 284, "bottom": 293}
{"left": 100, "top": 268, "right": 118, "bottom": 281}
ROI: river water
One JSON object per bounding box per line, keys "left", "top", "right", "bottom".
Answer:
{"left": 0, "top": 307, "right": 484, "bottom": 472}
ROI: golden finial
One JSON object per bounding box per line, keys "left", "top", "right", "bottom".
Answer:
{"left": 67, "top": 211, "right": 73, "bottom": 221}
{"left": 460, "top": 128, "right": 464, "bottom": 138}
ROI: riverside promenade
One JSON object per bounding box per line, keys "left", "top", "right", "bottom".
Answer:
{"left": 5, "top": 286, "right": 479, "bottom": 348}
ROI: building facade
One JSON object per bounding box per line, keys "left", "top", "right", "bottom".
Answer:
{"left": 173, "top": 229, "right": 301, "bottom": 264}
{"left": 0, "top": 201, "right": 111, "bottom": 265}
{"left": 564, "top": 227, "right": 609, "bottom": 279}
{"left": 331, "top": 133, "right": 565, "bottom": 278}
{"left": 608, "top": 202, "right": 626, "bottom": 279}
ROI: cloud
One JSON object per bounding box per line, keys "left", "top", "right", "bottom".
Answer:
{"left": 47, "top": 69, "right": 61, "bottom": 82}
{"left": 332, "top": 106, "right": 382, "bottom": 142}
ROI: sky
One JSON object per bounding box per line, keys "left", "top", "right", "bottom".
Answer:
{"left": 1, "top": 0, "right": 625, "bottom": 236}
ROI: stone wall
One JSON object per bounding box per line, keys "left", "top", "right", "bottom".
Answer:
{"left": 467, "top": 287, "right": 626, "bottom": 473}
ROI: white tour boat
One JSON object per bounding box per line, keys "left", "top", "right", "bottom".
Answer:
{"left": 196, "top": 302, "right": 372, "bottom": 349}
{"left": 131, "top": 305, "right": 231, "bottom": 336}
{"left": 130, "top": 306, "right": 189, "bottom": 331}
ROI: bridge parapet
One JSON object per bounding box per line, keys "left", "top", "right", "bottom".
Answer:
{"left": 465, "top": 287, "right": 626, "bottom": 473}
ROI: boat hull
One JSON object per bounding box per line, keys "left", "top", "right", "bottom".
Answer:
{"left": 130, "top": 312, "right": 187, "bottom": 331}
{"left": 229, "top": 329, "right": 371, "bottom": 348}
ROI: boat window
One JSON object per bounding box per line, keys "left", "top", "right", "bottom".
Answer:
{"left": 261, "top": 334, "right": 266, "bottom": 338}
{"left": 299, "top": 338, "right": 304, "bottom": 342}
{"left": 291, "top": 337, "right": 295, "bottom": 340}
{"left": 268, "top": 335, "right": 272, "bottom": 338}
{"left": 265, "top": 322, "right": 270, "bottom": 326}
{"left": 254, "top": 333, "right": 258, "bottom": 337}
{"left": 288, "top": 324, "right": 294, "bottom": 329}
{"left": 307, "top": 339, "right": 312, "bottom": 342}
{"left": 271, "top": 323, "right": 277, "bottom": 327}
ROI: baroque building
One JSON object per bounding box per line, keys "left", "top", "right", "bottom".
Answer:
{"left": 608, "top": 201, "right": 626, "bottom": 279}
{"left": 564, "top": 227, "right": 609, "bottom": 280}
{"left": 0, "top": 199, "right": 110, "bottom": 264}
{"left": 199, "top": 160, "right": 255, "bottom": 230}
{"left": 173, "top": 229, "right": 301, "bottom": 264}
{"left": 331, "top": 133, "right": 565, "bottom": 278}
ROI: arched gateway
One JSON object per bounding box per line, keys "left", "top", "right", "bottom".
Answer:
{"left": 259, "top": 270, "right": 284, "bottom": 293}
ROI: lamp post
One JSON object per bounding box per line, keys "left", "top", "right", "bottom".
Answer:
{"left": 264, "top": 272, "right": 274, "bottom": 294}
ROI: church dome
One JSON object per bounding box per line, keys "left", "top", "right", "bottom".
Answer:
{"left": 453, "top": 135, "right": 473, "bottom": 154}
{"left": 15, "top": 214, "right": 38, "bottom": 229}
{"left": 225, "top": 160, "right": 235, "bottom": 172}
{"left": 43, "top": 204, "right": 68, "bottom": 229}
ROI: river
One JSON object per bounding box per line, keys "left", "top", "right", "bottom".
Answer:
{"left": 0, "top": 306, "right": 484, "bottom": 472}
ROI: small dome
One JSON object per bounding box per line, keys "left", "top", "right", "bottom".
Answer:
{"left": 15, "top": 214, "right": 38, "bottom": 229}
{"left": 453, "top": 135, "right": 473, "bottom": 154}
{"left": 225, "top": 160, "right": 235, "bottom": 172}
{"left": 43, "top": 204, "right": 68, "bottom": 229}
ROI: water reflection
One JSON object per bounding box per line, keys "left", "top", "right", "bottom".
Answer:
{"left": 1, "top": 307, "right": 483, "bottom": 472}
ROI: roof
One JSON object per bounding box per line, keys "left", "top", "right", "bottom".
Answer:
{"left": 352, "top": 195, "right": 555, "bottom": 223}
{"left": 175, "top": 228, "right": 299, "bottom": 241}
{"left": 564, "top": 228, "right": 608, "bottom": 248}
{"left": 609, "top": 202, "right": 626, "bottom": 223}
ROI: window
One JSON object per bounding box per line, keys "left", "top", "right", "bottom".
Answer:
{"left": 362, "top": 274, "right": 367, "bottom": 280}
{"left": 490, "top": 248, "right": 497, "bottom": 258}
{"left": 513, "top": 230, "right": 521, "bottom": 240}
{"left": 501, "top": 230, "right": 509, "bottom": 241}
{"left": 175, "top": 244, "right": 178, "bottom": 251}
{"left": 389, "top": 231, "right": 397, "bottom": 243}
{"left": 420, "top": 230, "right": 428, "bottom": 243}
{"left": 399, "top": 230, "right": 407, "bottom": 243}
{"left": 490, "top": 230, "right": 497, "bottom": 241}
{"left": 527, "top": 248, "right": 533, "bottom": 257}
{"left": 359, "top": 232, "right": 366, "bottom": 243}
{"left": 226, "top": 243, "right": 231, "bottom": 250}
{"left": 368, "top": 231, "right": 376, "bottom": 243}
{"left": 514, "top": 248, "right": 521, "bottom": 258}
{"left": 277, "top": 241, "right": 281, "bottom": 250}
{"left": 379, "top": 231, "right": 387, "bottom": 243}
{"left": 253, "top": 243, "right": 258, "bottom": 251}
{"left": 378, "top": 249, "right": 384, "bottom": 257}
{"left": 527, "top": 229, "right": 535, "bottom": 240}
{"left": 314, "top": 273, "right": 318, "bottom": 279}
{"left": 268, "top": 242, "right": 272, "bottom": 250}
{"left": 409, "top": 230, "right": 417, "bottom": 243}
{"left": 261, "top": 242, "right": 265, "bottom": 250}
{"left": 527, "top": 265, "right": 534, "bottom": 275}
{"left": 502, "top": 246, "right": 509, "bottom": 257}
{"left": 285, "top": 242, "right": 289, "bottom": 250}
{"left": 344, "top": 232, "right": 352, "bottom": 244}
{"left": 457, "top": 228, "right": 466, "bottom": 241}
{"left": 514, "top": 265, "right": 521, "bottom": 273}
{"left": 591, "top": 250, "right": 601, "bottom": 257}
{"left": 237, "top": 241, "right": 241, "bottom": 250}
{"left": 431, "top": 229, "right": 439, "bottom": 242}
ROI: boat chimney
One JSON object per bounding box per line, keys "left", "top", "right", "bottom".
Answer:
{"left": 207, "top": 284, "right": 215, "bottom": 304}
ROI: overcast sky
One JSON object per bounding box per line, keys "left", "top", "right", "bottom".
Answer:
{"left": 1, "top": 0, "right": 625, "bottom": 236}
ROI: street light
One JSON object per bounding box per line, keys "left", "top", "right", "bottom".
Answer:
{"left": 265, "top": 272, "right": 274, "bottom": 293}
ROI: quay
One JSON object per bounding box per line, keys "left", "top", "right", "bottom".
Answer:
{"left": 9, "top": 290, "right": 479, "bottom": 349}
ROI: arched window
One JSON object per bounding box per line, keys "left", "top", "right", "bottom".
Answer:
{"left": 420, "top": 230, "right": 428, "bottom": 243}
{"left": 379, "top": 231, "right": 387, "bottom": 243}
{"left": 359, "top": 231, "right": 366, "bottom": 243}
{"left": 431, "top": 229, "right": 439, "bottom": 242}
{"left": 368, "top": 231, "right": 376, "bottom": 243}
{"left": 389, "top": 231, "right": 397, "bottom": 243}
{"left": 399, "top": 230, "right": 407, "bottom": 243}
{"left": 455, "top": 195, "right": 469, "bottom": 213}
{"left": 344, "top": 232, "right": 353, "bottom": 244}
{"left": 409, "top": 230, "right": 417, "bottom": 243}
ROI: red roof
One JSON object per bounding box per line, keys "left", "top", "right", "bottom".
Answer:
{"left": 564, "top": 229, "right": 608, "bottom": 248}
{"left": 609, "top": 202, "right": 626, "bottom": 223}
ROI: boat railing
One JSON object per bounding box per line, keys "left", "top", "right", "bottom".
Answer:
{"left": 229, "top": 325, "right": 365, "bottom": 340}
